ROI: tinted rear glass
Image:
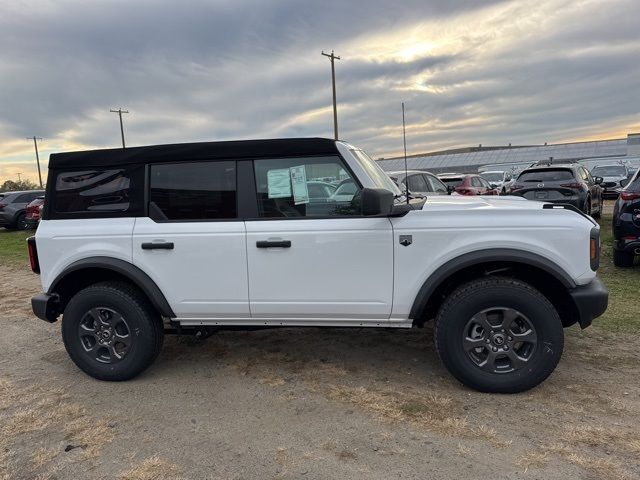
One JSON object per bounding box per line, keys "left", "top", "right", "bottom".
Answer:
{"left": 54, "top": 170, "right": 131, "bottom": 213}
{"left": 518, "top": 169, "right": 574, "bottom": 182}
{"left": 441, "top": 178, "right": 463, "bottom": 187}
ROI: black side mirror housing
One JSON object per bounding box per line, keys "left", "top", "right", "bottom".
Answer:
{"left": 361, "top": 188, "right": 394, "bottom": 216}
{"left": 595, "top": 176, "right": 604, "bottom": 185}
{"left": 620, "top": 178, "right": 629, "bottom": 188}
{"left": 447, "top": 185, "right": 454, "bottom": 194}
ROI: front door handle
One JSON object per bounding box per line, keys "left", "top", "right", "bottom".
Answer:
{"left": 256, "top": 240, "right": 291, "bottom": 248}
{"left": 141, "top": 242, "right": 174, "bottom": 250}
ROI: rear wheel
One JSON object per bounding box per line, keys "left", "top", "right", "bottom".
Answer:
{"left": 62, "top": 281, "right": 164, "bottom": 381}
{"left": 613, "top": 249, "right": 634, "bottom": 267}
{"left": 434, "top": 277, "right": 564, "bottom": 393}
{"left": 15, "top": 213, "right": 28, "bottom": 230}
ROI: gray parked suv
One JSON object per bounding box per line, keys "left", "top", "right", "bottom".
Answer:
{"left": 0, "top": 190, "right": 45, "bottom": 230}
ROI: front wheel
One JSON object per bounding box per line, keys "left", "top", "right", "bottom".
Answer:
{"left": 434, "top": 277, "right": 563, "bottom": 393}
{"left": 62, "top": 281, "right": 164, "bottom": 381}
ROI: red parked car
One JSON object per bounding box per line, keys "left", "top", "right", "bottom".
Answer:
{"left": 25, "top": 196, "right": 45, "bottom": 229}
{"left": 437, "top": 174, "right": 499, "bottom": 196}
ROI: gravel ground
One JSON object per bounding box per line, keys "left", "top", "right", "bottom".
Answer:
{"left": 1, "top": 258, "right": 639, "bottom": 480}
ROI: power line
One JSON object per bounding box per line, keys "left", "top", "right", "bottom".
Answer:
{"left": 26, "top": 136, "right": 43, "bottom": 188}
{"left": 321, "top": 50, "right": 340, "bottom": 140}
{"left": 109, "top": 108, "right": 129, "bottom": 148}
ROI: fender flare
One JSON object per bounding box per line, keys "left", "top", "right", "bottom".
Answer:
{"left": 49, "top": 256, "right": 176, "bottom": 318}
{"left": 409, "top": 248, "right": 576, "bottom": 320}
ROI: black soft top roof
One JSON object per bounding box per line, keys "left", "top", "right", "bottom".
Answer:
{"left": 48, "top": 137, "right": 339, "bottom": 169}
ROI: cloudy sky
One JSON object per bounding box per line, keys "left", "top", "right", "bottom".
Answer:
{"left": 1, "top": 0, "right": 639, "bottom": 182}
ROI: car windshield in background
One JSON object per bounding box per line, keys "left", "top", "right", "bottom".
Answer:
{"left": 591, "top": 166, "right": 627, "bottom": 177}
{"left": 480, "top": 172, "right": 503, "bottom": 182}
{"left": 350, "top": 149, "right": 402, "bottom": 196}
{"left": 441, "top": 178, "right": 463, "bottom": 187}
{"left": 518, "top": 169, "right": 573, "bottom": 182}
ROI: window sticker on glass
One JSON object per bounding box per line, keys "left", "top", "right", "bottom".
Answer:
{"left": 267, "top": 168, "right": 292, "bottom": 198}
{"left": 290, "top": 165, "right": 309, "bottom": 205}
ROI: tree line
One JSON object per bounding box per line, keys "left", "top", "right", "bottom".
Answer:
{"left": 0, "top": 179, "right": 42, "bottom": 192}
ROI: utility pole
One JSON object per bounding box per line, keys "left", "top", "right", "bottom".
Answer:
{"left": 17, "top": 173, "right": 22, "bottom": 182}
{"left": 321, "top": 50, "right": 340, "bottom": 140}
{"left": 27, "top": 136, "right": 44, "bottom": 188}
{"left": 109, "top": 108, "right": 129, "bottom": 148}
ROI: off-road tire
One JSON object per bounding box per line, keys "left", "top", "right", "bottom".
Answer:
{"left": 62, "top": 281, "right": 164, "bottom": 381}
{"left": 613, "top": 249, "right": 634, "bottom": 268}
{"left": 434, "top": 277, "right": 564, "bottom": 393}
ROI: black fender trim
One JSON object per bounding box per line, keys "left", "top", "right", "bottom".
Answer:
{"left": 48, "top": 256, "right": 176, "bottom": 318}
{"left": 409, "top": 248, "right": 577, "bottom": 320}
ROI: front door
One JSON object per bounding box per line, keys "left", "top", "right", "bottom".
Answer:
{"left": 132, "top": 160, "right": 249, "bottom": 320}
{"left": 245, "top": 155, "right": 394, "bottom": 323}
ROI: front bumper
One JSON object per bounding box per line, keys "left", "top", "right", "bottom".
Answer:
{"left": 568, "top": 278, "right": 608, "bottom": 329}
{"left": 32, "top": 293, "right": 60, "bottom": 323}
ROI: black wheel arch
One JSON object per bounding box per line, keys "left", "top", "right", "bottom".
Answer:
{"left": 48, "top": 257, "right": 176, "bottom": 319}
{"left": 409, "top": 249, "right": 579, "bottom": 328}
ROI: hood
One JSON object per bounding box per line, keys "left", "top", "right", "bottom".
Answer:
{"left": 421, "top": 195, "right": 545, "bottom": 212}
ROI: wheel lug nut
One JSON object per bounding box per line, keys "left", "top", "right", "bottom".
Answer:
{"left": 485, "top": 339, "right": 490, "bottom": 343}
{"left": 508, "top": 336, "right": 513, "bottom": 341}
{"left": 492, "top": 347, "right": 498, "bottom": 352}
{"left": 504, "top": 346, "right": 509, "bottom": 351}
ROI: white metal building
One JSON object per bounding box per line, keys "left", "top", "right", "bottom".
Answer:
{"left": 376, "top": 133, "right": 640, "bottom": 175}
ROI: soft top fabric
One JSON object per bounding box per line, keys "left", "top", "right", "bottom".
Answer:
{"left": 48, "top": 138, "right": 339, "bottom": 169}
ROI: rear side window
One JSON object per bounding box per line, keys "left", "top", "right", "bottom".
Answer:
{"left": 150, "top": 161, "right": 237, "bottom": 220}
{"left": 441, "top": 177, "right": 463, "bottom": 188}
{"left": 54, "top": 170, "right": 131, "bottom": 213}
{"left": 518, "top": 169, "right": 574, "bottom": 182}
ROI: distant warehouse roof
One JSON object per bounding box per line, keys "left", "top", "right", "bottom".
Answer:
{"left": 376, "top": 136, "right": 634, "bottom": 174}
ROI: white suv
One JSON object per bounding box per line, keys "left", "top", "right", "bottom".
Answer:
{"left": 28, "top": 138, "right": 608, "bottom": 393}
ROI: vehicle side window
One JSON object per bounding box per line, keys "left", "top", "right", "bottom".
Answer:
{"left": 54, "top": 170, "right": 132, "bottom": 214}
{"left": 149, "top": 161, "right": 236, "bottom": 220}
{"left": 14, "top": 193, "right": 33, "bottom": 203}
{"left": 407, "top": 174, "right": 428, "bottom": 192}
{"left": 426, "top": 174, "right": 447, "bottom": 193}
{"left": 471, "top": 177, "right": 483, "bottom": 187}
{"left": 579, "top": 167, "right": 589, "bottom": 182}
{"left": 480, "top": 178, "right": 492, "bottom": 189}
{"left": 253, "top": 156, "right": 360, "bottom": 218}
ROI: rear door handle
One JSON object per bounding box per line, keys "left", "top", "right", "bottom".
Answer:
{"left": 141, "top": 242, "right": 174, "bottom": 250}
{"left": 256, "top": 240, "right": 291, "bottom": 248}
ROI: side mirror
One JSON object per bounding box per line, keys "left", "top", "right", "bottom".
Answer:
{"left": 595, "top": 176, "right": 604, "bottom": 185}
{"left": 620, "top": 178, "right": 629, "bottom": 188}
{"left": 447, "top": 185, "right": 455, "bottom": 194}
{"left": 361, "top": 188, "right": 394, "bottom": 216}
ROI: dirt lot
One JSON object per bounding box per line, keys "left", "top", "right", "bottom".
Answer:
{"left": 1, "top": 209, "right": 640, "bottom": 479}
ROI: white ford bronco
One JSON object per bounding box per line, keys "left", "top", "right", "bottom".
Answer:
{"left": 29, "top": 138, "right": 608, "bottom": 393}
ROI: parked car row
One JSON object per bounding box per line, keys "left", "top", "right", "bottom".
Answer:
{"left": 0, "top": 190, "right": 45, "bottom": 230}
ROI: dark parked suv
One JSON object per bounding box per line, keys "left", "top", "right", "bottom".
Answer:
{"left": 509, "top": 163, "right": 603, "bottom": 217}
{"left": 0, "top": 190, "right": 46, "bottom": 230}
{"left": 612, "top": 169, "right": 640, "bottom": 267}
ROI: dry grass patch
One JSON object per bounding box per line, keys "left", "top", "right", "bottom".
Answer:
{"left": 565, "top": 453, "right": 627, "bottom": 480}
{"left": 328, "top": 385, "right": 510, "bottom": 447}
{"left": 0, "top": 376, "right": 115, "bottom": 478}
{"left": 516, "top": 451, "right": 548, "bottom": 472}
{"left": 119, "top": 455, "right": 180, "bottom": 480}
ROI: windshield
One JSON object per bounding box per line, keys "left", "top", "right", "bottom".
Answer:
{"left": 350, "top": 149, "right": 402, "bottom": 196}
{"left": 591, "top": 165, "right": 626, "bottom": 177}
{"left": 480, "top": 172, "right": 503, "bottom": 182}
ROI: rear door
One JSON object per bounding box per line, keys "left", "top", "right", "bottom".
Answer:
{"left": 132, "top": 160, "right": 249, "bottom": 320}
{"left": 245, "top": 155, "right": 394, "bottom": 323}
